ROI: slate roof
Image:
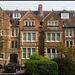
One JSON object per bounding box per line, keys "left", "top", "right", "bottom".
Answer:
{"left": 4, "top": 9, "right": 75, "bottom": 28}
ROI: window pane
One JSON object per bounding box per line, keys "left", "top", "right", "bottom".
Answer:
{"left": 14, "top": 13, "right": 16, "bottom": 17}
{"left": 29, "top": 22, "right": 31, "bottom": 26}
{"left": 12, "top": 29, "right": 14, "bottom": 36}
{"left": 47, "top": 48, "right": 51, "bottom": 59}
{"left": 52, "top": 22, "right": 54, "bottom": 26}
{"left": 27, "top": 48, "right": 31, "bottom": 58}
{"left": 70, "top": 41, "right": 73, "bottom": 46}
{"left": 70, "top": 29, "right": 72, "bottom": 36}
{"left": 17, "top": 13, "right": 19, "bottom": 17}
{"left": 15, "top": 41, "right": 17, "bottom": 48}
{"left": 28, "top": 33, "right": 31, "bottom": 41}
{"left": 66, "top": 29, "right": 68, "bottom": 36}
{"left": 47, "top": 33, "right": 50, "bottom": 41}
{"left": 32, "top": 33, "right": 36, "bottom": 41}
{"left": 48, "top": 22, "right": 50, "bottom": 26}
{"left": 23, "top": 48, "right": 26, "bottom": 58}
{"left": 11, "top": 41, "right": 14, "bottom": 48}
{"left": 52, "top": 33, "right": 55, "bottom": 41}
{"left": 25, "top": 22, "right": 27, "bottom": 26}
{"left": 55, "top": 22, "right": 57, "bottom": 26}
{"left": 57, "top": 51, "right": 61, "bottom": 57}
{"left": 47, "top": 48, "right": 51, "bottom": 53}
{"left": 66, "top": 41, "right": 69, "bottom": 47}
{"left": 32, "top": 22, "right": 34, "bottom": 26}
{"left": 57, "top": 33, "right": 60, "bottom": 41}
{"left": 1, "top": 31, "right": 4, "bottom": 35}
{"left": 23, "top": 33, "right": 26, "bottom": 41}
{"left": 52, "top": 48, "right": 55, "bottom": 59}
{"left": 32, "top": 48, "right": 36, "bottom": 54}
{"left": 61, "top": 13, "right": 69, "bottom": 19}
{"left": 15, "top": 29, "right": 18, "bottom": 36}
{"left": 0, "top": 54, "right": 3, "bottom": 59}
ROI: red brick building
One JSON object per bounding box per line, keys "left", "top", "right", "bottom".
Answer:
{"left": 0, "top": 4, "right": 75, "bottom": 66}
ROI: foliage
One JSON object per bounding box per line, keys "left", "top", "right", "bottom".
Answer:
{"left": 39, "top": 55, "right": 49, "bottom": 60}
{"left": 55, "top": 44, "right": 75, "bottom": 61}
{"left": 30, "top": 53, "right": 40, "bottom": 60}
{"left": 52, "top": 58, "right": 75, "bottom": 74}
{"left": 25, "top": 60, "right": 58, "bottom": 74}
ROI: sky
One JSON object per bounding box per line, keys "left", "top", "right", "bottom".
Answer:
{"left": 0, "top": 1, "right": 75, "bottom": 11}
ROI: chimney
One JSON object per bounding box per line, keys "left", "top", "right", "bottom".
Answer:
{"left": 38, "top": 4, "right": 43, "bottom": 16}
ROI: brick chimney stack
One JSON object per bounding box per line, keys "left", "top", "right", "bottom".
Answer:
{"left": 38, "top": 4, "right": 43, "bottom": 16}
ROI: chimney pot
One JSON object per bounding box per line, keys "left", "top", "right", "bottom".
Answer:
{"left": 38, "top": 4, "right": 43, "bottom": 16}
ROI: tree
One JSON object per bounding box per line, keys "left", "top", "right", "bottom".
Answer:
{"left": 55, "top": 44, "right": 75, "bottom": 61}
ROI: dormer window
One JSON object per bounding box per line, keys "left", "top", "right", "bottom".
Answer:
{"left": 61, "top": 13, "right": 69, "bottom": 19}
{"left": 24, "top": 20, "right": 35, "bottom": 27}
{"left": 13, "top": 13, "right": 21, "bottom": 19}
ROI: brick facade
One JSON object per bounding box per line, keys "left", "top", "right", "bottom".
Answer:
{"left": 0, "top": 4, "right": 75, "bottom": 66}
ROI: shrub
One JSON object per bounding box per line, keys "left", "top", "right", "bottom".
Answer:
{"left": 30, "top": 53, "right": 40, "bottom": 60}
{"left": 25, "top": 60, "right": 58, "bottom": 74}
{"left": 39, "top": 55, "right": 49, "bottom": 61}
{"left": 52, "top": 58, "right": 75, "bottom": 74}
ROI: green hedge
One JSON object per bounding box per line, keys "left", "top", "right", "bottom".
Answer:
{"left": 39, "top": 55, "right": 49, "bottom": 61}
{"left": 30, "top": 53, "right": 49, "bottom": 61}
{"left": 52, "top": 58, "right": 75, "bottom": 74}
{"left": 30, "top": 53, "right": 40, "bottom": 60}
{"left": 25, "top": 60, "right": 58, "bottom": 74}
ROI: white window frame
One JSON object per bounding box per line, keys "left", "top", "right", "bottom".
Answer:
{"left": 11, "top": 29, "right": 18, "bottom": 37}
{"left": 47, "top": 33, "right": 50, "bottom": 42}
{"left": 65, "top": 29, "right": 73, "bottom": 37}
{"left": 52, "top": 33, "right": 55, "bottom": 42}
{"left": 13, "top": 13, "right": 21, "bottom": 19}
{"left": 46, "top": 48, "right": 61, "bottom": 59}
{"left": 65, "top": 40, "right": 74, "bottom": 47}
{"left": 47, "top": 20, "right": 58, "bottom": 27}
{"left": 11, "top": 40, "right": 18, "bottom": 49}
{"left": 61, "top": 13, "right": 69, "bottom": 19}
{"left": 57, "top": 33, "right": 60, "bottom": 42}
{"left": 22, "top": 47, "right": 36, "bottom": 59}
{"left": 0, "top": 54, "right": 4, "bottom": 60}
{"left": 46, "top": 32, "right": 61, "bottom": 42}
{"left": 24, "top": 20, "right": 35, "bottom": 27}
{"left": 1, "top": 30, "right": 4, "bottom": 36}
{"left": 22, "top": 32, "right": 37, "bottom": 42}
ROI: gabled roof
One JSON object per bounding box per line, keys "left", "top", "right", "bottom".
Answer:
{"left": 20, "top": 10, "right": 39, "bottom": 21}
{"left": 43, "top": 10, "right": 61, "bottom": 21}
{"left": 3, "top": 9, "right": 75, "bottom": 27}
